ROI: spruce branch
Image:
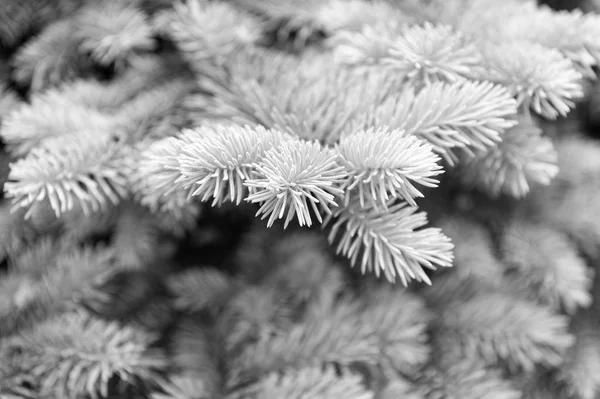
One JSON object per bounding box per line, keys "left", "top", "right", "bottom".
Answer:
{"left": 332, "top": 23, "right": 397, "bottom": 67}
{"left": 9, "top": 235, "right": 66, "bottom": 276}
{"left": 176, "top": 124, "right": 291, "bottom": 207}
{"left": 337, "top": 127, "right": 443, "bottom": 208}
{"left": 257, "top": 70, "right": 371, "bottom": 143}
{"left": 131, "top": 136, "right": 196, "bottom": 218}
{"left": 264, "top": 68, "right": 378, "bottom": 143}
{"left": 421, "top": 273, "right": 495, "bottom": 314}
{"left": 1, "top": 311, "right": 167, "bottom": 398}
{"left": 436, "top": 216, "right": 505, "bottom": 283}
{"left": 233, "top": 225, "right": 345, "bottom": 301}
{"left": 230, "top": 0, "right": 319, "bottom": 29}
{"left": 161, "top": 0, "right": 259, "bottom": 69}
{"left": 41, "top": 75, "right": 136, "bottom": 113}
{"left": 525, "top": 137, "right": 600, "bottom": 258}
{"left": 551, "top": 135, "right": 600, "bottom": 188}
{"left": 38, "top": 244, "right": 117, "bottom": 306}
{"left": 154, "top": 316, "right": 221, "bottom": 399}
{"left": 230, "top": 0, "right": 326, "bottom": 50}
{"left": 360, "top": 286, "right": 432, "bottom": 377}
{"left": 436, "top": 292, "right": 574, "bottom": 371}
{"left": 381, "top": 23, "right": 480, "bottom": 84}
{"left": 75, "top": 2, "right": 156, "bottom": 68}
{"left": 316, "top": 0, "right": 409, "bottom": 36}
{"left": 59, "top": 203, "right": 120, "bottom": 243}
{"left": 112, "top": 204, "right": 163, "bottom": 269}
{"left": 453, "top": 0, "right": 600, "bottom": 78}
{"left": 114, "top": 78, "right": 192, "bottom": 142}
{"left": 0, "top": 203, "right": 35, "bottom": 261}
{"left": 325, "top": 199, "right": 453, "bottom": 285}
{"left": 263, "top": 232, "right": 345, "bottom": 308}
{"left": 510, "top": 6, "right": 600, "bottom": 77}
{"left": 413, "top": 359, "right": 522, "bottom": 399}
{"left": 230, "top": 286, "right": 430, "bottom": 393}
{"left": 334, "top": 22, "right": 481, "bottom": 85}
{"left": 1, "top": 240, "right": 118, "bottom": 338}
{"left": 500, "top": 220, "right": 593, "bottom": 313}
{"left": 219, "top": 285, "right": 295, "bottom": 354}
{"left": 14, "top": 195, "right": 66, "bottom": 234}
{"left": 559, "top": 313, "right": 600, "bottom": 399}
{"left": 11, "top": 18, "right": 91, "bottom": 92}
{"left": 152, "top": 206, "right": 202, "bottom": 238}
{"left": 0, "top": 272, "right": 42, "bottom": 336}
{"left": 245, "top": 139, "right": 347, "bottom": 228}
{"left": 0, "top": 94, "right": 114, "bottom": 156}
{"left": 234, "top": 366, "right": 373, "bottom": 399}
{"left": 5, "top": 132, "right": 132, "bottom": 217}
{"left": 226, "top": 298, "right": 378, "bottom": 390}
{"left": 0, "top": 0, "right": 80, "bottom": 48}
{"left": 0, "top": 84, "right": 22, "bottom": 120}
{"left": 2, "top": 59, "right": 185, "bottom": 155}
{"left": 34, "top": 54, "right": 188, "bottom": 114}
{"left": 153, "top": 375, "right": 215, "bottom": 399}
{"left": 459, "top": 114, "right": 559, "bottom": 198}
{"left": 167, "top": 268, "right": 234, "bottom": 313}
{"left": 515, "top": 370, "right": 566, "bottom": 399}
{"left": 479, "top": 42, "right": 583, "bottom": 119}
{"left": 535, "top": 184, "right": 600, "bottom": 260}
{"left": 23, "top": 243, "right": 118, "bottom": 325}
{"left": 191, "top": 49, "right": 366, "bottom": 143}
{"left": 353, "top": 80, "right": 518, "bottom": 163}
{"left": 379, "top": 376, "right": 422, "bottom": 399}
{"left": 75, "top": 268, "right": 175, "bottom": 333}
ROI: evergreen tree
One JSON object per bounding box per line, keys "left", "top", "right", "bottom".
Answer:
{"left": 2, "top": 0, "right": 600, "bottom": 397}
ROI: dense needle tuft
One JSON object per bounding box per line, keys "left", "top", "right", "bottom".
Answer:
{"left": 338, "top": 127, "right": 443, "bottom": 208}
{"left": 246, "top": 139, "right": 347, "bottom": 228}
{"left": 480, "top": 41, "right": 584, "bottom": 119}
{"left": 176, "top": 124, "right": 290, "bottom": 206}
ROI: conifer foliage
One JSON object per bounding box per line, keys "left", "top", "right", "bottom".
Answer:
{"left": 2, "top": 0, "right": 600, "bottom": 397}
